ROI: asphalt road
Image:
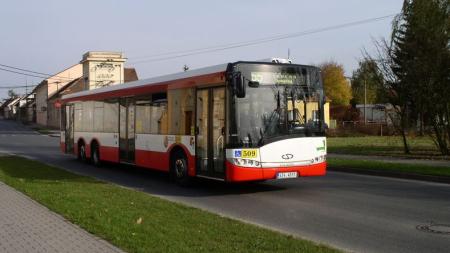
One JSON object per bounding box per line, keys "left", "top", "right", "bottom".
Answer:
{"left": 0, "top": 119, "right": 449, "bottom": 253}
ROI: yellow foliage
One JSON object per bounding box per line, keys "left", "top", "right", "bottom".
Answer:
{"left": 320, "top": 61, "right": 352, "bottom": 105}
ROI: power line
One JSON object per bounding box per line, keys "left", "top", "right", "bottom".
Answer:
{"left": 0, "top": 67, "right": 57, "bottom": 80}
{"left": 0, "top": 65, "right": 77, "bottom": 81}
{"left": 0, "top": 63, "right": 74, "bottom": 81}
{"left": 129, "top": 14, "right": 397, "bottom": 64}
{"left": 0, "top": 85, "right": 37, "bottom": 89}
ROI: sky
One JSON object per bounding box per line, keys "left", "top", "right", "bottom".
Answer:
{"left": 0, "top": 0, "right": 404, "bottom": 99}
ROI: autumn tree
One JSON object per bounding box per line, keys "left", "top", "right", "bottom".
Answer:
{"left": 351, "top": 59, "right": 385, "bottom": 104}
{"left": 319, "top": 61, "right": 352, "bottom": 106}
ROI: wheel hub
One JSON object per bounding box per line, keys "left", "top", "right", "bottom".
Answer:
{"left": 175, "top": 159, "right": 185, "bottom": 178}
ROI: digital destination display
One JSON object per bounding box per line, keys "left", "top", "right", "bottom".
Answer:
{"left": 251, "top": 72, "right": 301, "bottom": 85}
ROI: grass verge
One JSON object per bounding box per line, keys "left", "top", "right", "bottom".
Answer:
{"left": 0, "top": 156, "right": 339, "bottom": 253}
{"left": 31, "top": 126, "right": 53, "bottom": 135}
{"left": 327, "top": 158, "right": 450, "bottom": 177}
{"left": 327, "top": 136, "right": 446, "bottom": 159}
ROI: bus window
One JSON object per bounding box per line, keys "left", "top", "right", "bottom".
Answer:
{"left": 104, "top": 100, "right": 118, "bottom": 133}
{"left": 135, "top": 98, "right": 152, "bottom": 134}
{"left": 168, "top": 88, "right": 194, "bottom": 135}
{"left": 74, "top": 102, "right": 82, "bottom": 132}
{"left": 93, "top": 102, "right": 104, "bottom": 132}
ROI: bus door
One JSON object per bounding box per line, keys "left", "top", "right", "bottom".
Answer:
{"left": 119, "top": 98, "right": 135, "bottom": 163}
{"left": 195, "top": 86, "right": 226, "bottom": 179}
{"left": 65, "top": 104, "right": 74, "bottom": 153}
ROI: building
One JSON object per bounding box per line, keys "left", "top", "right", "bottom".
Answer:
{"left": 356, "top": 104, "right": 389, "bottom": 123}
{"left": 33, "top": 64, "right": 83, "bottom": 127}
{"left": 18, "top": 93, "right": 36, "bottom": 123}
{"left": 3, "top": 97, "right": 21, "bottom": 119}
{"left": 46, "top": 67, "right": 138, "bottom": 129}
{"left": 81, "top": 51, "right": 127, "bottom": 90}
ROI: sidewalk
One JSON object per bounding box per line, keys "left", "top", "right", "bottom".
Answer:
{"left": 328, "top": 153, "right": 450, "bottom": 167}
{"left": 0, "top": 181, "right": 124, "bottom": 253}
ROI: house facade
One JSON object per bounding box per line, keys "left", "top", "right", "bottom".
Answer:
{"left": 34, "top": 64, "right": 83, "bottom": 127}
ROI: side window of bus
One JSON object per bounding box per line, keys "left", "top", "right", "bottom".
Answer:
{"left": 151, "top": 93, "right": 168, "bottom": 135}
{"left": 104, "top": 100, "right": 119, "bottom": 133}
{"left": 74, "top": 102, "right": 82, "bottom": 132}
{"left": 93, "top": 102, "right": 104, "bottom": 132}
{"left": 167, "top": 88, "right": 194, "bottom": 136}
{"left": 82, "top": 101, "right": 94, "bottom": 132}
{"left": 135, "top": 97, "right": 152, "bottom": 134}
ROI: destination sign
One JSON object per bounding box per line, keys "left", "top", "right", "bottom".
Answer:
{"left": 250, "top": 72, "right": 301, "bottom": 85}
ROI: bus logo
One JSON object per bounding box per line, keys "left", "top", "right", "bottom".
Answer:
{"left": 281, "top": 154, "right": 294, "bottom": 160}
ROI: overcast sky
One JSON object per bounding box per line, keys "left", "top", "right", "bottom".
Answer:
{"left": 0, "top": 0, "right": 403, "bottom": 99}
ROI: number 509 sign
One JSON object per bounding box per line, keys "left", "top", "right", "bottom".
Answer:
{"left": 242, "top": 149, "right": 258, "bottom": 158}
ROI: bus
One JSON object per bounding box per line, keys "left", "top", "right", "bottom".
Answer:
{"left": 60, "top": 60, "right": 327, "bottom": 184}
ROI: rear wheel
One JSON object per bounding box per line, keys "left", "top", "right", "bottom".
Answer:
{"left": 78, "top": 143, "right": 87, "bottom": 162}
{"left": 91, "top": 143, "right": 101, "bottom": 167}
{"left": 171, "top": 151, "right": 191, "bottom": 186}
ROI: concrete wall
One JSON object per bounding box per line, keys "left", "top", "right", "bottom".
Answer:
{"left": 35, "top": 83, "right": 48, "bottom": 126}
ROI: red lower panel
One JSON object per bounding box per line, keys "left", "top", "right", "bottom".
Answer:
{"left": 226, "top": 161, "right": 327, "bottom": 182}
{"left": 135, "top": 150, "right": 169, "bottom": 172}
{"left": 226, "top": 161, "right": 264, "bottom": 182}
{"left": 99, "top": 146, "right": 119, "bottom": 163}
{"left": 135, "top": 149, "right": 196, "bottom": 176}
{"left": 60, "top": 142, "right": 66, "bottom": 153}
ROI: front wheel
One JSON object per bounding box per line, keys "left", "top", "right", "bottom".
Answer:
{"left": 171, "top": 152, "right": 191, "bottom": 186}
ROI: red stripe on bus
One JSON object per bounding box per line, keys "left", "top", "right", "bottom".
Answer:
{"left": 135, "top": 148, "right": 196, "bottom": 176}
{"left": 99, "top": 146, "right": 119, "bottom": 163}
{"left": 135, "top": 150, "right": 170, "bottom": 172}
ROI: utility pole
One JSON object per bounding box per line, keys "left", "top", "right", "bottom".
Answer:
{"left": 364, "top": 78, "right": 367, "bottom": 124}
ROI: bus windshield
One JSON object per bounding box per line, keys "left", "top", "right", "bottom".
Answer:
{"left": 229, "top": 63, "right": 325, "bottom": 148}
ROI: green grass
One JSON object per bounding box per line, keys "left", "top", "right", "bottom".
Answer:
{"left": 328, "top": 158, "right": 450, "bottom": 177}
{"left": 327, "top": 136, "right": 444, "bottom": 158}
{"left": 0, "top": 156, "right": 339, "bottom": 253}
{"left": 31, "top": 127, "right": 53, "bottom": 135}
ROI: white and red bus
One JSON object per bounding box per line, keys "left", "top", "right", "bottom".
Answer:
{"left": 60, "top": 61, "right": 327, "bottom": 184}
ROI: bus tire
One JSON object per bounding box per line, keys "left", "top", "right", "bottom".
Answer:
{"left": 78, "top": 142, "right": 87, "bottom": 162}
{"left": 91, "top": 143, "right": 101, "bottom": 167}
{"left": 171, "top": 151, "right": 191, "bottom": 186}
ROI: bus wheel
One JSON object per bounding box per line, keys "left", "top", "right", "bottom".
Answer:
{"left": 171, "top": 151, "right": 191, "bottom": 186}
{"left": 79, "top": 143, "right": 87, "bottom": 162}
{"left": 91, "top": 144, "right": 101, "bottom": 167}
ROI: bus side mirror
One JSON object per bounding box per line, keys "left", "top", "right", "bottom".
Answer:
{"left": 233, "top": 72, "right": 246, "bottom": 98}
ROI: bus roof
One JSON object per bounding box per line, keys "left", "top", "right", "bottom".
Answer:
{"left": 61, "top": 62, "right": 229, "bottom": 102}
{"left": 60, "top": 60, "right": 318, "bottom": 103}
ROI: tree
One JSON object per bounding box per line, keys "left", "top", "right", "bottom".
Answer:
{"left": 351, "top": 59, "right": 385, "bottom": 104}
{"left": 392, "top": 0, "right": 449, "bottom": 155}
{"left": 367, "top": 0, "right": 450, "bottom": 155}
{"left": 7, "top": 89, "right": 18, "bottom": 98}
{"left": 319, "top": 61, "right": 352, "bottom": 106}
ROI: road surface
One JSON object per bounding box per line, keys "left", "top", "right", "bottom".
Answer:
{"left": 0, "top": 120, "right": 449, "bottom": 253}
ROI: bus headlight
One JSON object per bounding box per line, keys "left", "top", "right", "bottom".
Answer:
{"left": 229, "top": 158, "right": 261, "bottom": 168}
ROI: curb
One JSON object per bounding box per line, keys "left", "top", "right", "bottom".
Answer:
{"left": 328, "top": 166, "right": 450, "bottom": 184}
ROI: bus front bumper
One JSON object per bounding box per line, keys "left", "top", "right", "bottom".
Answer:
{"left": 225, "top": 161, "right": 327, "bottom": 182}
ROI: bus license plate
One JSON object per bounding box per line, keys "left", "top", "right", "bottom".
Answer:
{"left": 276, "top": 172, "right": 298, "bottom": 179}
